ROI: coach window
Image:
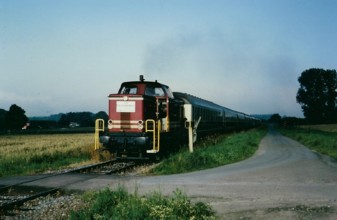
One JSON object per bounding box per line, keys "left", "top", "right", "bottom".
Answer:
{"left": 196, "top": 107, "right": 200, "bottom": 118}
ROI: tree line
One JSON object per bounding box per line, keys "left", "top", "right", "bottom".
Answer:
{"left": 0, "top": 105, "right": 108, "bottom": 131}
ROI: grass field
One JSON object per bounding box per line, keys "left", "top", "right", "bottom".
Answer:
{"left": 279, "top": 124, "right": 337, "bottom": 160}
{"left": 0, "top": 133, "right": 95, "bottom": 177}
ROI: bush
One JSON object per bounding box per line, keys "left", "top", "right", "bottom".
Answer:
{"left": 69, "top": 187, "right": 216, "bottom": 220}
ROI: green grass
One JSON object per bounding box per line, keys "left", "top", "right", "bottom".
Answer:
{"left": 279, "top": 126, "right": 337, "bottom": 159}
{"left": 69, "top": 187, "right": 216, "bottom": 220}
{"left": 151, "top": 127, "right": 267, "bottom": 175}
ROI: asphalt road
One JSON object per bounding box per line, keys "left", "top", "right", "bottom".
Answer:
{"left": 66, "top": 127, "right": 337, "bottom": 219}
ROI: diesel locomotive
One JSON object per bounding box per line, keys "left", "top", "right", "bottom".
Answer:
{"left": 98, "top": 76, "right": 260, "bottom": 158}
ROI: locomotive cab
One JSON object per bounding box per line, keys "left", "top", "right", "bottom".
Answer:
{"left": 100, "top": 76, "right": 179, "bottom": 158}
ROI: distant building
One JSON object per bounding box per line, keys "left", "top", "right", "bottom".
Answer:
{"left": 22, "top": 123, "right": 30, "bottom": 130}
{"left": 69, "top": 122, "right": 80, "bottom": 128}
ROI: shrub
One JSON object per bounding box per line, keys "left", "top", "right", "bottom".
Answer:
{"left": 69, "top": 187, "right": 216, "bottom": 220}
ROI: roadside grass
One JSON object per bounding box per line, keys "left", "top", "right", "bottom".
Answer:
{"left": 299, "top": 124, "right": 337, "bottom": 133}
{"left": 151, "top": 127, "right": 267, "bottom": 175}
{"left": 0, "top": 134, "right": 96, "bottom": 177}
{"left": 279, "top": 125, "right": 337, "bottom": 160}
{"left": 69, "top": 187, "right": 216, "bottom": 220}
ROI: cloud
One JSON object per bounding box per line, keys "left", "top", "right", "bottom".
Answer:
{"left": 0, "top": 90, "right": 52, "bottom": 115}
{"left": 0, "top": 90, "right": 48, "bottom": 104}
{"left": 142, "top": 29, "right": 303, "bottom": 117}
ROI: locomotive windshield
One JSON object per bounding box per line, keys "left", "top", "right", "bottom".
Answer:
{"left": 145, "top": 85, "right": 165, "bottom": 96}
{"left": 119, "top": 85, "right": 137, "bottom": 94}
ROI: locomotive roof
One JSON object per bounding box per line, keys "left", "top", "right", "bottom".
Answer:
{"left": 173, "top": 92, "right": 247, "bottom": 116}
{"left": 117, "top": 80, "right": 174, "bottom": 98}
{"left": 121, "top": 75, "right": 169, "bottom": 86}
{"left": 121, "top": 80, "right": 169, "bottom": 87}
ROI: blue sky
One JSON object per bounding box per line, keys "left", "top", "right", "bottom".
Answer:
{"left": 1, "top": 0, "right": 336, "bottom": 117}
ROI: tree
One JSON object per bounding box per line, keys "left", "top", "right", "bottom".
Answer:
{"left": 269, "top": 113, "right": 282, "bottom": 124}
{"left": 5, "top": 104, "right": 28, "bottom": 130}
{"left": 58, "top": 112, "right": 95, "bottom": 127}
{"left": 0, "top": 109, "right": 7, "bottom": 130}
{"left": 296, "top": 68, "right": 337, "bottom": 123}
{"left": 94, "top": 111, "right": 109, "bottom": 122}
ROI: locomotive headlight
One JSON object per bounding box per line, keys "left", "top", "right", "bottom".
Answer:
{"left": 108, "top": 119, "right": 113, "bottom": 129}
{"left": 99, "top": 135, "right": 110, "bottom": 144}
{"left": 138, "top": 120, "right": 144, "bottom": 130}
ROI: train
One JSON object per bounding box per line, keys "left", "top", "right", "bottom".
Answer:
{"left": 98, "top": 75, "right": 260, "bottom": 159}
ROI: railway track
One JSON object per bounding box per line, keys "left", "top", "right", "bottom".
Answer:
{"left": 0, "top": 158, "right": 145, "bottom": 215}
{"left": 0, "top": 186, "right": 60, "bottom": 214}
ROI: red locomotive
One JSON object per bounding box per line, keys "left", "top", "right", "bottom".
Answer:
{"left": 98, "top": 76, "right": 259, "bottom": 158}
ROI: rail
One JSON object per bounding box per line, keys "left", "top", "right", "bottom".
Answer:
{"left": 0, "top": 158, "right": 142, "bottom": 214}
{"left": 0, "top": 187, "right": 60, "bottom": 213}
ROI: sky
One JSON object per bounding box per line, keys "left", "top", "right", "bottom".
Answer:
{"left": 1, "top": 0, "right": 337, "bottom": 117}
